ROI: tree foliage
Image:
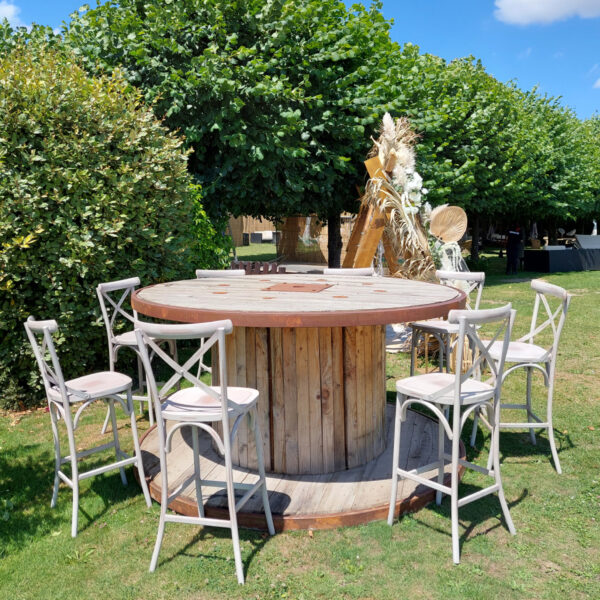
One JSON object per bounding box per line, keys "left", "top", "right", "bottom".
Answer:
{"left": 66, "top": 2, "right": 599, "bottom": 253}
{"left": 0, "top": 40, "right": 219, "bottom": 408}
{"left": 66, "top": 0, "right": 399, "bottom": 225}
{"left": 379, "top": 44, "right": 599, "bottom": 235}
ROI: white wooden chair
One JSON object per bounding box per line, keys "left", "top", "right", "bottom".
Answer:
{"left": 134, "top": 319, "right": 275, "bottom": 584}
{"left": 470, "top": 280, "right": 571, "bottom": 473}
{"left": 409, "top": 270, "right": 485, "bottom": 374}
{"left": 195, "top": 269, "right": 246, "bottom": 278}
{"left": 323, "top": 267, "right": 375, "bottom": 276}
{"left": 24, "top": 317, "right": 151, "bottom": 537}
{"left": 388, "top": 304, "right": 516, "bottom": 564}
{"left": 97, "top": 277, "right": 176, "bottom": 431}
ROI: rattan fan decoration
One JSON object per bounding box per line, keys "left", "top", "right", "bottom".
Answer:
{"left": 429, "top": 205, "right": 467, "bottom": 243}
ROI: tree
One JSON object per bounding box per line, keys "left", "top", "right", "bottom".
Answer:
{"left": 67, "top": 0, "right": 400, "bottom": 265}
{"left": 65, "top": 4, "right": 600, "bottom": 262}
{"left": 379, "top": 45, "right": 600, "bottom": 256}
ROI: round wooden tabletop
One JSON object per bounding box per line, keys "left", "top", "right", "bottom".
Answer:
{"left": 132, "top": 274, "right": 466, "bottom": 327}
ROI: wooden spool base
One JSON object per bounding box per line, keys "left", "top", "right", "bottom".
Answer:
{"left": 214, "top": 324, "right": 386, "bottom": 475}
{"left": 138, "top": 405, "right": 465, "bottom": 531}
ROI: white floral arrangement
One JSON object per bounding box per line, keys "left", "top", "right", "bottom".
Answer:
{"left": 365, "top": 113, "right": 436, "bottom": 280}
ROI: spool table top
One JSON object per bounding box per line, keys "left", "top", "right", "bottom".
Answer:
{"left": 132, "top": 274, "right": 466, "bottom": 327}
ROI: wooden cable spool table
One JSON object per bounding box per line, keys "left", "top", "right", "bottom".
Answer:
{"left": 133, "top": 274, "right": 467, "bottom": 530}
{"left": 132, "top": 274, "right": 465, "bottom": 475}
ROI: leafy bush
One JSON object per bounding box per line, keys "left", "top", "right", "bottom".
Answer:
{"left": 190, "top": 185, "right": 233, "bottom": 270}
{"left": 0, "top": 43, "right": 224, "bottom": 409}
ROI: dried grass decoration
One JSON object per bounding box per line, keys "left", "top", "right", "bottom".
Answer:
{"left": 366, "top": 113, "right": 436, "bottom": 281}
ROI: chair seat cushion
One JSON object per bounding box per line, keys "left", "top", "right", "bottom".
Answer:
{"left": 396, "top": 372, "right": 494, "bottom": 405}
{"left": 409, "top": 319, "right": 459, "bottom": 336}
{"left": 487, "top": 340, "right": 549, "bottom": 364}
{"left": 161, "top": 386, "right": 259, "bottom": 421}
{"left": 113, "top": 330, "right": 137, "bottom": 346}
{"left": 49, "top": 371, "right": 132, "bottom": 402}
{"left": 114, "top": 330, "right": 171, "bottom": 348}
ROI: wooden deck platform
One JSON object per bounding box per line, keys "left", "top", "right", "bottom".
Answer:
{"left": 139, "top": 406, "right": 464, "bottom": 531}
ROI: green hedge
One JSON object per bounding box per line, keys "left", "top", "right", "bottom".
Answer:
{"left": 0, "top": 43, "right": 225, "bottom": 409}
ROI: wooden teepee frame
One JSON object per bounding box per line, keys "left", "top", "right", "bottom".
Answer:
{"left": 342, "top": 156, "right": 400, "bottom": 273}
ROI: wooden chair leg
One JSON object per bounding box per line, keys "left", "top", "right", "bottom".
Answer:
{"left": 387, "top": 395, "right": 403, "bottom": 525}
{"left": 525, "top": 368, "right": 536, "bottom": 445}
{"left": 191, "top": 426, "right": 205, "bottom": 518}
{"left": 436, "top": 413, "right": 445, "bottom": 505}
{"left": 490, "top": 406, "right": 516, "bottom": 535}
{"left": 250, "top": 410, "right": 275, "bottom": 535}
{"left": 450, "top": 423, "right": 461, "bottom": 564}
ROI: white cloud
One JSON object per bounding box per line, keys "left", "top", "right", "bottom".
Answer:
{"left": 495, "top": 0, "right": 600, "bottom": 25}
{"left": 594, "top": 78, "right": 600, "bottom": 89}
{"left": 0, "top": 1, "right": 24, "bottom": 27}
{"left": 518, "top": 47, "right": 532, "bottom": 59}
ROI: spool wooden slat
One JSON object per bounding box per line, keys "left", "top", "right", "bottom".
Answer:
{"left": 307, "top": 328, "right": 323, "bottom": 474}
{"left": 356, "top": 325, "right": 367, "bottom": 465}
{"left": 235, "top": 326, "right": 248, "bottom": 467}
{"left": 295, "top": 327, "right": 311, "bottom": 473}
{"left": 271, "top": 328, "right": 285, "bottom": 473}
{"left": 377, "top": 325, "right": 386, "bottom": 456}
{"left": 319, "top": 327, "right": 335, "bottom": 473}
{"left": 282, "top": 328, "right": 299, "bottom": 474}
{"left": 363, "top": 325, "right": 373, "bottom": 463}
{"left": 255, "top": 327, "right": 270, "bottom": 470}
{"left": 343, "top": 327, "right": 359, "bottom": 469}
{"left": 332, "top": 327, "right": 346, "bottom": 471}
{"left": 244, "top": 327, "right": 257, "bottom": 469}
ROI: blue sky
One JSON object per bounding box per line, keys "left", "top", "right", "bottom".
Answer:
{"left": 1, "top": 0, "right": 599, "bottom": 119}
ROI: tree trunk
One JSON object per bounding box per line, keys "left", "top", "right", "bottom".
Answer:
{"left": 327, "top": 211, "right": 342, "bottom": 268}
{"left": 470, "top": 213, "right": 480, "bottom": 262}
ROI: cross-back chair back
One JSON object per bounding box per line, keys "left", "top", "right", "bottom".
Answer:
{"left": 471, "top": 279, "right": 571, "bottom": 473}
{"left": 96, "top": 277, "right": 140, "bottom": 368}
{"left": 97, "top": 276, "right": 178, "bottom": 430}
{"left": 437, "top": 270, "right": 485, "bottom": 311}
{"left": 25, "top": 318, "right": 66, "bottom": 401}
{"left": 409, "top": 270, "right": 485, "bottom": 375}
{"left": 521, "top": 279, "right": 570, "bottom": 367}
{"left": 415, "top": 306, "right": 514, "bottom": 417}
{"left": 135, "top": 320, "right": 233, "bottom": 427}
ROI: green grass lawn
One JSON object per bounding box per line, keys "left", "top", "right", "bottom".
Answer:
{"left": 1, "top": 260, "right": 599, "bottom": 599}
{"left": 233, "top": 243, "right": 277, "bottom": 262}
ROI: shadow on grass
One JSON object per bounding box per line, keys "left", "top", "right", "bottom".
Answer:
{"left": 0, "top": 446, "right": 63, "bottom": 554}
{"left": 152, "top": 519, "right": 271, "bottom": 580}
{"left": 484, "top": 271, "right": 543, "bottom": 288}
{"left": 0, "top": 443, "right": 155, "bottom": 556}
{"left": 496, "top": 429, "right": 572, "bottom": 470}
{"left": 397, "top": 481, "right": 529, "bottom": 559}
